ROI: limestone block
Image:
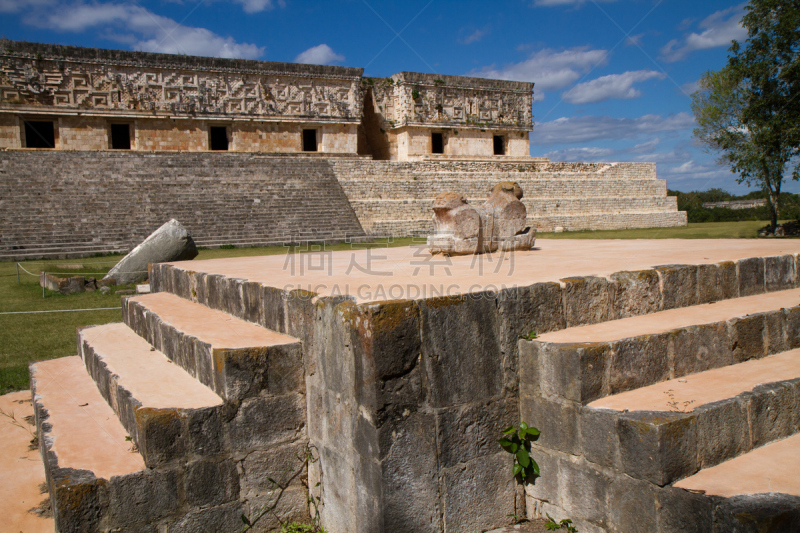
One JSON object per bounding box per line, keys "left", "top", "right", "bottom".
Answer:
{"left": 727, "top": 313, "right": 766, "bottom": 362}
{"left": 538, "top": 342, "right": 610, "bottom": 404}
{"left": 518, "top": 340, "right": 541, "bottom": 396}
{"left": 561, "top": 276, "right": 610, "bottom": 327}
{"left": 522, "top": 397, "right": 580, "bottom": 455}
{"left": 738, "top": 257, "right": 766, "bottom": 296}
{"left": 671, "top": 322, "right": 732, "bottom": 377}
{"left": 228, "top": 393, "right": 306, "bottom": 453}
{"left": 188, "top": 407, "right": 225, "bottom": 456}
{"left": 107, "top": 469, "right": 180, "bottom": 527}
{"left": 607, "top": 474, "right": 657, "bottom": 533}
{"left": 765, "top": 254, "right": 796, "bottom": 291}
{"left": 240, "top": 441, "right": 308, "bottom": 495}
{"left": 655, "top": 486, "right": 714, "bottom": 533}
{"left": 105, "top": 219, "right": 198, "bottom": 285}
{"left": 695, "top": 397, "right": 750, "bottom": 468}
{"left": 785, "top": 306, "right": 800, "bottom": 349}
{"left": 580, "top": 407, "right": 620, "bottom": 469}
{"left": 616, "top": 411, "right": 697, "bottom": 486}
{"left": 185, "top": 459, "right": 239, "bottom": 507}
{"left": 440, "top": 452, "right": 516, "bottom": 533}
{"left": 655, "top": 264, "right": 698, "bottom": 310}
{"left": 765, "top": 309, "right": 788, "bottom": 354}
{"left": 609, "top": 269, "right": 660, "bottom": 319}
{"left": 436, "top": 398, "right": 518, "bottom": 468}
{"left": 524, "top": 447, "right": 560, "bottom": 504}
{"left": 50, "top": 468, "right": 108, "bottom": 533}
{"left": 242, "top": 487, "right": 311, "bottom": 533}
{"left": 698, "top": 261, "right": 738, "bottom": 304}
{"left": 136, "top": 408, "right": 186, "bottom": 465}
{"left": 712, "top": 494, "right": 800, "bottom": 533}
{"left": 167, "top": 502, "right": 244, "bottom": 533}
{"left": 748, "top": 382, "right": 797, "bottom": 447}
{"left": 609, "top": 333, "right": 670, "bottom": 394}
{"left": 378, "top": 412, "right": 441, "bottom": 533}
{"left": 558, "top": 457, "right": 610, "bottom": 526}
{"left": 418, "top": 293, "right": 502, "bottom": 407}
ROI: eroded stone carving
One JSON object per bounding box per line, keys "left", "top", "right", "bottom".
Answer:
{"left": 427, "top": 181, "right": 536, "bottom": 255}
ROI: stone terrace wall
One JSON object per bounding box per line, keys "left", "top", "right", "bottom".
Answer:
{"left": 0, "top": 150, "right": 366, "bottom": 259}
{"left": 331, "top": 160, "right": 686, "bottom": 234}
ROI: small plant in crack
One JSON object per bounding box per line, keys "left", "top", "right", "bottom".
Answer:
{"left": 1, "top": 407, "right": 38, "bottom": 450}
{"left": 545, "top": 513, "right": 577, "bottom": 532}
{"left": 499, "top": 421, "right": 540, "bottom": 482}
{"left": 520, "top": 330, "right": 538, "bottom": 340}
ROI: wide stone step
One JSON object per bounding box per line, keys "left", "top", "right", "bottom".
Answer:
{"left": 123, "top": 292, "right": 303, "bottom": 401}
{"left": 78, "top": 322, "right": 225, "bottom": 467}
{"left": 583, "top": 349, "right": 800, "bottom": 485}
{"left": 30, "top": 356, "right": 148, "bottom": 532}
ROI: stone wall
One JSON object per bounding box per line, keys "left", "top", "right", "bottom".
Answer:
{"left": 0, "top": 150, "right": 366, "bottom": 260}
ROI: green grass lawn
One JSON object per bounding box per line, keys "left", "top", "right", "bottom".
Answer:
{"left": 0, "top": 223, "right": 785, "bottom": 394}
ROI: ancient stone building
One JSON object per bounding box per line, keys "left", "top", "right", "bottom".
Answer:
{"left": 0, "top": 40, "right": 685, "bottom": 259}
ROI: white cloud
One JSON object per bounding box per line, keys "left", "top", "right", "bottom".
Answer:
{"left": 659, "top": 3, "right": 748, "bottom": 62}
{"left": 471, "top": 47, "right": 608, "bottom": 90}
{"left": 294, "top": 44, "right": 344, "bottom": 65}
{"left": 625, "top": 33, "right": 644, "bottom": 47}
{"left": 543, "top": 146, "right": 615, "bottom": 161}
{"left": 680, "top": 80, "right": 701, "bottom": 95}
{"left": 532, "top": 113, "right": 695, "bottom": 144}
{"left": 562, "top": 70, "right": 665, "bottom": 104}
{"left": 28, "top": 2, "right": 264, "bottom": 59}
{"left": 631, "top": 138, "right": 661, "bottom": 154}
{"left": 232, "top": 0, "right": 284, "bottom": 14}
{"left": 460, "top": 28, "right": 488, "bottom": 45}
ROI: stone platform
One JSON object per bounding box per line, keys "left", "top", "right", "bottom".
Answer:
{"left": 25, "top": 238, "right": 800, "bottom": 532}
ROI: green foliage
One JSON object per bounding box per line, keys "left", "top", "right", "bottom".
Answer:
{"left": 433, "top": 79, "right": 445, "bottom": 85}
{"left": 668, "top": 189, "right": 800, "bottom": 223}
{"left": 520, "top": 330, "right": 538, "bottom": 340}
{"left": 499, "top": 422, "right": 540, "bottom": 482}
{"left": 691, "top": 0, "right": 800, "bottom": 230}
{"left": 411, "top": 88, "right": 420, "bottom": 100}
{"left": 545, "top": 513, "right": 577, "bottom": 532}
{"left": 277, "top": 522, "right": 327, "bottom": 533}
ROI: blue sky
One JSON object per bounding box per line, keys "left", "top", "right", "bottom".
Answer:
{"left": 1, "top": 0, "right": 784, "bottom": 194}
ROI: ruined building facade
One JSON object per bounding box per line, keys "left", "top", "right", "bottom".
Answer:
{"left": 0, "top": 41, "right": 685, "bottom": 259}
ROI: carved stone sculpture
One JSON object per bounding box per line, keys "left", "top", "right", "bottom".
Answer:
{"left": 427, "top": 181, "right": 536, "bottom": 255}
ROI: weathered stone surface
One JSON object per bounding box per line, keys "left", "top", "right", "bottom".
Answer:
{"left": 519, "top": 340, "right": 541, "bottom": 397}
{"left": 240, "top": 441, "right": 308, "bottom": 496}
{"left": 168, "top": 502, "right": 243, "bottom": 533}
{"left": 738, "top": 257, "right": 766, "bottom": 296}
{"left": 617, "top": 411, "right": 697, "bottom": 486}
{"left": 539, "top": 342, "right": 610, "bottom": 404}
{"left": 419, "top": 293, "right": 502, "bottom": 407}
{"left": 765, "top": 255, "right": 796, "bottom": 292}
{"left": 785, "top": 306, "right": 800, "bottom": 349}
{"left": 228, "top": 393, "right": 306, "bottom": 452}
{"left": 561, "top": 276, "right": 609, "bottom": 327}
{"left": 609, "top": 333, "right": 670, "bottom": 394}
{"left": 105, "top": 219, "right": 198, "bottom": 285}
{"left": 524, "top": 447, "right": 559, "bottom": 504}
{"left": 188, "top": 407, "right": 225, "bottom": 457}
{"left": 695, "top": 397, "right": 749, "bottom": 468}
{"left": 713, "top": 493, "right": 800, "bottom": 533}
{"left": 522, "top": 397, "right": 579, "bottom": 455}
{"left": 671, "top": 322, "right": 732, "bottom": 377}
{"left": 607, "top": 474, "right": 657, "bottom": 533}
{"left": 379, "top": 412, "right": 441, "bottom": 533}
{"left": 728, "top": 314, "right": 766, "bottom": 362}
{"left": 698, "top": 262, "right": 737, "bottom": 304}
{"left": 558, "top": 458, "right": 609, "bottom": 526}
{"left": 749, "top": 382, "right": 797, "bottom": 447}
{"left": 50, "top": 468, "right": 108, "bottom": 533}
{"left": 185, "top": 459, "right": 239, "bottom": 507}
{"left": 437, "top": 398, "right": 518, "bottom": 468}
{"left": 243, "top": 486, "right": 311, "bottom": 533}
{"left": 609, "top": 269, "right": 660, "bottom": 319}
{"left": 107, "top": 469, "right": 179, "bottom": 526}
{"left": 580, "top": 407, "right": 619, "bottom": 468}
{"left": 655, "top": 264, "right": 698, "bottom": 310}
{"left": 656, "top": 486, "right": 714, "bottom": 533}
{"left": 136, "top": 408, "right": 186, "bottom": 466}
{"left": 441, "top": 452, "right": 516, "bottom": 533}
{"left": 765, "top": 310, "right": 788, "bottom": 354}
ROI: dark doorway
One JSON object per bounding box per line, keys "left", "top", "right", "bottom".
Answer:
{"left": 431, "top": 132, "right": 444, "bottom": 154}
{"left": 302, "top": 129, "right": 318, "bottom": 152}
{"left": 493, "top": 135, "right": 505, "bottom": 155}
{"left": 356, "top": 88, "right": 391, "bottom": 160}
{"left": 209, "top": 126, "right": 229, "bottom": 151}
{"left": 110, "top": 124, "right": 131, "bottom": 149}
{"left": 24, "top": 120, "right": 55, "bottom": 148}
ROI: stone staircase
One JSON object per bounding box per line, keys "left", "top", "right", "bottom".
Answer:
{"left": 330, "top": 160, "right": 687, "bottom": 236}
{"left": 28, "top": 245, "right": 800, "bottom": 532}
{"left": 521, "top": 267, "right": 800, "bottom": 531}
{"left": 30, "top": 291, "right": 309, "bottom": 532}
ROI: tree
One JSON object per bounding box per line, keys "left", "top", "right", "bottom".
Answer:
{"left": 692, "top": 0, "right": 800, "bottom": 231}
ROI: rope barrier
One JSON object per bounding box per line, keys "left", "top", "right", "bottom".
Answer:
{"left": 0, "top": 307, "right": 122, "bottom": 315}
